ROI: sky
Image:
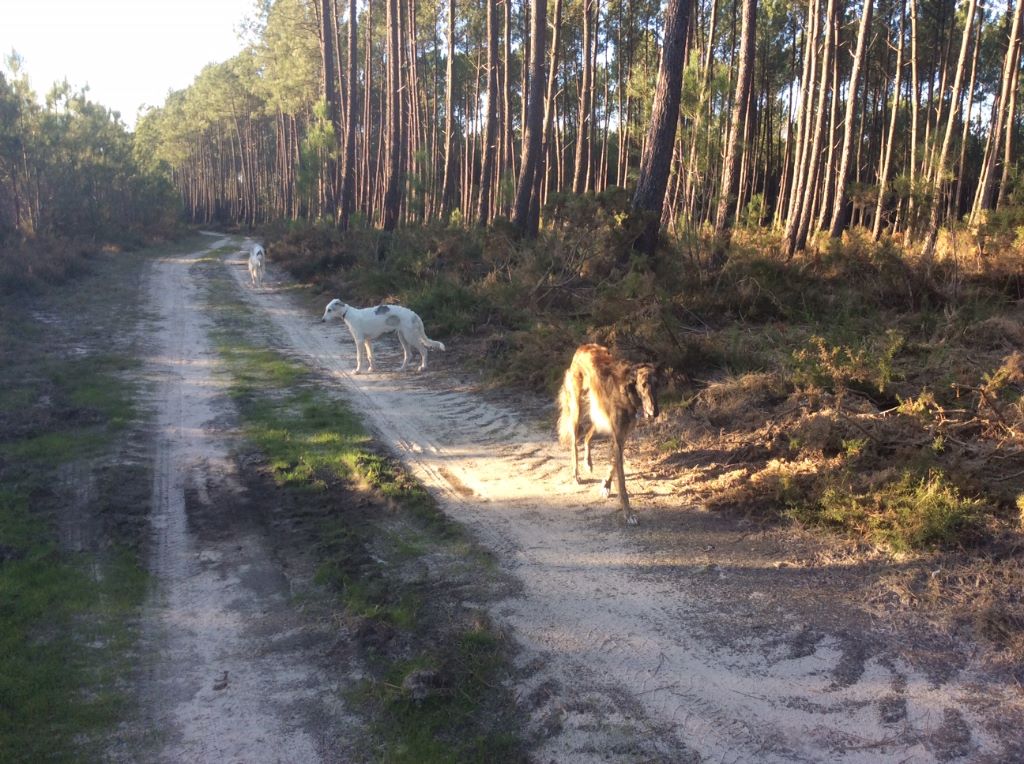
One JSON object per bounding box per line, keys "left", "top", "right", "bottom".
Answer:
{"left": 1, "top": 0, "right": 257, "bottom": 130}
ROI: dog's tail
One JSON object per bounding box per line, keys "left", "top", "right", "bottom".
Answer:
{"left": 412, "top": 315, "right": 445, "bottom": 351}
{"left": 557, "top": 369, "right": 575, "bottom": 446}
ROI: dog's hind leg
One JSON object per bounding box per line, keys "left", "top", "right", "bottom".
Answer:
{"left": 582, "top": 425, "right": 597, "bottom": 474}
{"left": 396, "top": 332, "right": 413, "bottom": 370}
{"left": 570, "top": 405, "right": 585, "bottom": 484}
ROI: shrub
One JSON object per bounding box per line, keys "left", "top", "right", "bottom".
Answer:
{"left": 791, "top": 470, "right": 986, "bottom": 553}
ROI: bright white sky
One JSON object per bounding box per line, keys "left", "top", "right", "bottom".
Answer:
{"left": 0, "top": 0, "right": 257, "bottom": 130}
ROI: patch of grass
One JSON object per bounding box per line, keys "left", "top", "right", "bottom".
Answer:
{"left": 0, "top": 353, "right": 138, "bottom": 466}
{"left": 61, "top": 355, "right": 140, "bottom": 424}
{"left": 0, "top": 547, "right": 146, "bottom": 762}
{"left": 366, "top": 617, "right": 524, "bottom": 764}
{"left": 789, "top": 470, "right": 987, "bottom": 553}
{"left": 0, "top": 489, "right": 147, "bottom": 762}
{"left": 210, "top": 323, "right": 461, "bottom": 618}
{"left": 2, "top": 429, "right": 109, "bottom": 464}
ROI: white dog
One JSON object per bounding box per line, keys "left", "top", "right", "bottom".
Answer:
{"left": 321, "top": 298, "right": 446, "bottom": 373}
{"left": 248, "top": 244, "right": 265, "bottom": 288}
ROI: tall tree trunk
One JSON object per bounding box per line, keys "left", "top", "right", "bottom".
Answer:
{"left": 974, "top": 0, "right": 1024, "bottom": 218}
{"left": 403, "top": 0, "right": 422, "bottom": 223}
{"left": 907, "top": 0, "right": 920, "bottom": 228}
{"left": 711, "top": 0, "right": 757, "bottom": 266}
{"left": 361, "top": 10, "right": 373, "bottom": 218}
{"left": 998, "top": 54, "right": 1022, "bottom": 207}
{"left": 531, "top": 0, "right": 563, "bottom": 231}
{"left": 815, "top": 26, "right": 840, "bottom": 232}
{"left": 319, "top": 0, "right": 342, "bottom": 219}
{"left": 872, "top": 0, "right": 905, "bottom": 240}
{"left": 921, "top": 0, "right": 977, "bottom": 260}
{"left": 511, "top": 0, "right": 547, "bottom": 235}
{"left": 441, "top": 0, "right": 457, "bottom": 220}
{"left": 684, "top": 0, "right": 718, "bottom": 222}
{"left": 829, "top": 0, "right": 874, "bottom": 238}
{"left": 631, "top": 0, "right": 691, "bottom": 255}
{"left": 382, "top": 0, "right": 405, "bottom": 231}
{"left": 340, "top": 0, "right": 358, "bottom": 230}
{"left": 478, "top": 0, "right": 499, "bottom": 224}
{"left": 785, "top": 0, "right": 834, "bottom": 256}
{"left": 502, "top": 0, "right": 514, "bottom": 207}
{"left": 573, "top": 0, "right": 595, "bottom": 193}
{"left": 784, "top": 0, "right": 818, "bottom": 231}
{"left": 953, "top": 6, "right": 982, "bottom": 218}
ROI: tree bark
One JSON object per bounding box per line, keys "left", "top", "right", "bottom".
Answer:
{"left": 997, "top": 50, "right": 1022, "bottom": 207}
{"left": 382, "top": 0, "right": 405, "bottom": 231}
{"left": 828, "top": 0, "right": 874, "bottom": 238}
{"left": 872, "top": 0, "right": 905, "bottom": 240}
{"left": 530, "top": 0, "right": 563, "bottom": 231}
{"left": 511, "top": 0, "right": 547, "bottom": 236}
{"left": 319, "top": 0, "right": 342, "bottom": 219}
{"left": 441, "top": 0, "right": 457, "bottom": 220}
{"left": 920, "top": 0, "right": 977, "bottom": 260}
{"left": 573, "top": 0, "right": 595, "bottom": 193}
{"left": 785, "top": 0, "right": 834, "bottom": 256}
{"left": 339, "top": 0, "right": 357, "bottom": 229}
{"left": 711, "top": 0, "right": 757, "bottom": 266}
{"left": 477, "top": 0, "right": 500, "bottom": 224}
{"left": 631, "top": 0, "right": 691, "bottom": 255}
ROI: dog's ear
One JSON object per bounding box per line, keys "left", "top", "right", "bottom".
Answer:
{"left": 621, "top": 380, "right": 640, "bottom": 404}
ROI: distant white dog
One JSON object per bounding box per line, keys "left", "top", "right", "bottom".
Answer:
{"left": 248, "top": 243, "right": 265, "bottom": 288}
{"left": 321, "top": 298, "right": 446, "bottom": 373}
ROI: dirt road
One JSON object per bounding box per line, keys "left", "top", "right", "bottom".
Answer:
{"left": 127, "top": 235, "right": 1022, "bottom": 762}
{"left": 125, "top": 241, "right": 359, "bottom": 762}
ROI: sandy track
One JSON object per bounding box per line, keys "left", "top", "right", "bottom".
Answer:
{"left": 128, "top": 241, "right": 354, "bottom": 763}
{"left": 227, "top": 240, "right": 1021, "bottom": 763}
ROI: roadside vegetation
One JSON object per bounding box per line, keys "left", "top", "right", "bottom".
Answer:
{"left": 0, "top": 249, "right": 152, "bottom": 762}
{"left": 0, "top": 57, "right": 181, "bottom": 297}
{"left": 202, "top": 260, "right": 526, "bottom": 762}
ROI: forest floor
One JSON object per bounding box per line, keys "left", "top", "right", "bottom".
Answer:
{"left": 9, "top": 234, "right": 1023, "bottom": 761}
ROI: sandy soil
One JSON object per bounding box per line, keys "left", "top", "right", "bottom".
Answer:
{"left": 122, "top": 240, "right": 360, "bottom": 763}
{"left": 218, "top": 238, "right": 1024, "bottom": 763}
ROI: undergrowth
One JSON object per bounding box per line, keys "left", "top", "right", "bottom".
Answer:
{"left": 262, "top": 201, "right": 1024, "bottom": 563}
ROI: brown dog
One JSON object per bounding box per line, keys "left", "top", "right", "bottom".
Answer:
{"left": 557, "top": 344, "right": 661, "bottom": 524}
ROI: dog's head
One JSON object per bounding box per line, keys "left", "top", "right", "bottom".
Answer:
{"left": 633, "top": 363, "right": 663, "bottom": 420}
{"left": 321, "top": 299, "right": 348, "bottom": 322}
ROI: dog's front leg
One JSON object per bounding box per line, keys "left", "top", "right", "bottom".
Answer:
{"left": 599, "top": 464, "right": 613, "bottom": 498}
{"left": 350, "top": 330, "right": 366, "bottom": 373}
{"left": 363, "top": 340, "right": 376, "bottom": 372}
{"left": 612, "top": 438, "right": 636, "bottom": 524}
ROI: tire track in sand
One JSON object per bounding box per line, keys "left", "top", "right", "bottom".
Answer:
{"left": 128, "top": 240, "right": 354, "bottom": 763}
